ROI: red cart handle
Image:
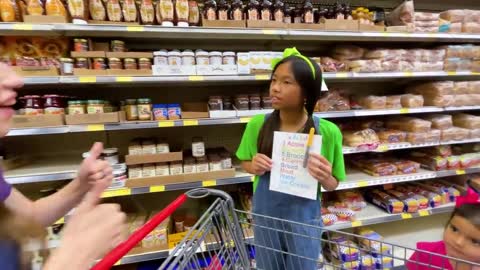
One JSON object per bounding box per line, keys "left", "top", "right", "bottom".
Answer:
{"left": 91, "top": 193, "right": 188, "bottom": 270}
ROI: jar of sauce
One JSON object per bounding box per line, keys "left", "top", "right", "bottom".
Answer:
{"left": 261, "top": 0, "right": 272, "bottom": 21}
{"left": 183, "top": 157, "right": 196, "bottom": 174}
{"left": 223, "top": 96, "right": 233, "bottom": 110}
{"left": 153, "top": 104, "right": 168, "bottom": 120}
{"left": 196, "top": 156, "right": 209, "bottom": 172}
{"left": 192, "top": 136, "right": 205, "bottom": 158}
{"left": 217, "top": 0, "right": 229, "bottom": 20}
{"left": 273, "top": 0, "right": 284, "bottom": 22}
{"left": 203, "top": 0, "right": 217, "bottom": 20}
{"left": 303, "top": 0, "right": 313, "bottom": 23}
{"left": 93, "top": 58, "right": 106, "bottom": 70}
{"left": 154, "top": 50, "right": 168, "bottom": 66}
{"left": 124, "top": 58, "right": 138, "bottom": 70}
{"left": 167, "top": 104, "right": 181, "bottom": 120}
{"left": 283, "top": 3, "right": 292, "bottom": 23}
{"left": 209, "top": 51, "right": 222, "bottom": 65}
{"left": 293, "top": 4, "right": 302, "bottom": 23}
{"left": 156, "top": 140, "right": 170, "bottom": 153}
{"left": 75, "top": 58, "right": 88, "bottom": 69}
{"left": 74, "top": 38, "right": 89, "bottom": 52}
{"left": 209, "top": 96, "right": 223, "bottom": 110}
{"left": 139, "top": 58, "right": 152, "bottom": 70}
{"left": 137, "top": 98, "right": 152, "bottom": 120}
{"left": 142, "top": 164, "right": 156, "bottom": 178}
{"left": 247, "top": 0, "right": 259, "bottom": 20}
{"left": 87, "top": 100, "right": 104, "bottom": 114}
{"left": 209, "top": 155, "right": 223, "bottom": 171}
{"left": 103, "top": 148, "right": 119, "bottom": 165}
{"left": 170, "top": 161, "right": 183, "bottom": 175}
{"left": 25, "top": 95, "right": 44, "bottom": 115}
{"left": 156, "top": 162, "right": 170, "bottom": 176}
{"left": 249, "top": 94, "right": 261, "bottom": 110}
{"left": 188, "top": 0, "right": 200, "bottom": 26}
{"left": 235, "top": 95, "right": 249, "bottom": 110}
{"left": 262, "top": 94, "right": 272, "bottom": 109}
{"left": 168, "top": 50, "right": 182, "bottom": 66}
{"left": 221, "top": 152, "right": 232, "bottom": 169}
{"left": 175, "top": 0, "right": 189, "bottom": 27}
{"left": 125, "top": 99, "right": 138, "bottom": 121}
{"left": 222, "top": 51, "right": 236, "bottom": 65}
{"left": 44, "top": 95, "right": 65, "bottom": 115}
{"left": 111, "top": 40, "right": 125, "bottom": 52}
{"left": 195, "top": 50, "right": 209, "bottom": 65}
{"left": 68, "top": 100, "right": 85, "bottom": 115}
{"left": 230, "top": 0, "right": 243, "bottom": 20}
{"left": 60, "top": 58, "right": 74, "bottom": 75}
{"left": 109, "top": 58, "right": 123, "bottom": 69}
{"left": 159, "top": 0, "right": 174, "bottom": 26}
{"left": 182, "top": 50, "right": 195, "bottom": 66}
{"left": 128, "top": 165, "right": 143, "bottom": 179}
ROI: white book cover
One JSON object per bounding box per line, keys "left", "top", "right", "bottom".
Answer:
{"left": 269, "top": 131, "right": 322, "bottom": 200}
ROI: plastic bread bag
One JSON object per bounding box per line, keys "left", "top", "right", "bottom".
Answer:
{"left": 381, "top": 60, "right": 401, "bottom": 72}
{"left": 393, "top": 160, "right": 421, "bottom": 174}
{"left": 415, "top": 26, "right": 439, "bottom": 33}
{"left": 406, "top": 132, "right": 427, "bottom": 144}
{"left": 405, "top": 184, "right": 443, "bottom": 208}
{"left": 386, "top": 95, "right": 402, "bottom": 109}
{"left": 421, "top": 145, "right": 452, "bottom": 157}
{"left": 376, "top": 129, "right": 407, "bottom": 143}
{"left": 358, "top": 95, "right": 387, "bottom": 109}
{"left": 447, "top": 155, "right": 461, "bottom": 169}
{"left": 359, "top": 253, "right": 375, "bottom": 270}
{"left": 421, "top": 49, "right": 446, "bottom": 62}
{"left": 423, "top": 94, "right": 455, "bottom": 107}
{"left": 386, "top": 0, "right": 414, "bottom": 26}
{"left": 321, "top": 213, "right": 338, "bottom": 226}
{"left": 412, "top": 182, "right": 450, "bottom": 205}
{"left": 427, "top": 181, "right": 461, "bottom": 202}
{"left": 384, "top": 189, "right": 419, "bottom": 213}
{"left": 347, "top": 59, "right": 382, "bottom": 72}
{"left": 462, "top": 22, "right": 480, "bottom": 33}
{"left": 453, "top": 113, "right": 480, "bottom": 129}
{"left": 440, "top": 9, "right": 466, "bottom": 23}
{"left": 410, "top": 151, "right": 448, "bottom": 171}
{"left": 426, "top": 129, "right": 441, "bottom": 144}
{"left": 329, "top": 234, "right": 360, "bottom": 262}
{"left": 359, "top": 120, "right": 385, "bottom": 131}
{"left": 441, "top": 127, "right": 469, "bottom": 142}
{"left": 356, "top": 160, "right": 398, "bottom": 176}
{"left": 420, "top": 61, "right": 444, "bottom": 71}
{"left": 423, "top": 114, "right": 453, "bottom": 130}
{"left": 415, "top": 12, "right": 439, "bottom": 21}
{"left": 343, "top": 129, "right": 380, "bottom": 149}
{"left": 414, "top": 20, "right": 438, "bottom": 28}
{"left": 364, "top": 49, "right": 399, "bottom": 60}
{"left": 316, "top": 90, "right": 350, "bottom": 112}
{"left": 453, "top": 94, "right": 475, "bottom": 107}
{"left": 333, "top": 45, "right": 366, "bottom": 61}
{"left": 407, "top": 81, "right": 454, "bottom": 96}
{"left": 364, "top": 189, "right": 405, "bottom": 214}
{"left": 469, "top": 81, "right": 480, "bottom": 94}
{"left": 393, "top": 185, "right": 430, "bottom": 210}
{"left": 444, "top": 58, "right": 472, "bottom": 71}
{"left": 327, "top": 203, "right": 357, "bottom": 221}
{"left": 337, "top": 190, "right": 367, "bottom": 211}
{"left": 471, "top": 59, "right": 480, "bottom": 73}
{"left": 441, "top": 44, "right": 476, "bottom": 59}
{"left": 453, "top": 81, "right": 470, "bottom": 94}
{"left": 460, "top": 153, "right": 480, "bottom": 168}
{"left": 386, "top": 117, "right": 432, "bottom": 133}
{"left": 354, "top": 227, "right": 392, "bottom": 256}
{"left": 375, "top": 255, "right": 394, "bottom": 269}
{"left": 320, "top": 57, "right": 347, "bottom": 72}
{"left": 470, "top": 129, "right": 480, "bottom": 139}
{"left": 446, "top": 22, "right": 463, "bottom": 33}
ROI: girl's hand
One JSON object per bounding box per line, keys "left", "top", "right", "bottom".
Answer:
{"left": 251, "top": 154, "right": 273, "bottom": 176}
{"left": 307, "top": 153, "right": 333, "bottom": 184}
{"left": 78, "top": 142, "right": 113, "bottom": 191}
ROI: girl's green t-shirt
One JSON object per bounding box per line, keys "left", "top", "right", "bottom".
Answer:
{"left": 236, "top": 114, "right": 346, "bottom": 192}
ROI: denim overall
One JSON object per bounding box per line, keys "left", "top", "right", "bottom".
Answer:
{"left": 253, "top": 115, "right": 323, "bottom": 270}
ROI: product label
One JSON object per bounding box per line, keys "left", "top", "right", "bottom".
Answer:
{"left": 160, "top": 0, "right": 174, "bottom": 20}
{"left": 188, "top": 1, "right": 199, "bottom": 24}
{"left": 233, "top": 8, "right": 243, "bottom": 20}
{"left": 138, "top": 104, "right": 152, "bottom": 120}
{"left": 218, "top": 10, "right": 228, "bottom": 20}
{"left": 192, "top": 142, "right": 205, "bottom": 157}
{"left": 294, "top": 16, "right": 301, "bottom": 23}
{"left": 304, "top": 11, "right": 313, "bottom": 23}
{"left": 44, "top": 107, "right": 65, "bottom": 115}
{"left": 155, "top": 166, "right": 170, "bottom": 176}
{"left": 248, "top": 9, "right": 258, "bottom": 20}
{"left": 175, "top": 0, "right": 188, "bottom": 21}
{"left": 221, "top": 158, "right": 232, "bottom": 169}
{"left": 25, "top": 108, "right": 44, "bottom": 116}
{"left": 261, "top": 9, "right": 270, "bottom": 21}
{"left": 274, "top": 10, "right": 283, "bottom": 22}
{"left": 63, "top": 62, "right": 73, "bottom": 74}
{"left": 283, "top": 15, "right": 291, "bottom": 23}
{"left": 206, "top": 7, "right": 216, "bottom": 20}
{"left": 196, "top": 164, "right": 208, "bottom": 172}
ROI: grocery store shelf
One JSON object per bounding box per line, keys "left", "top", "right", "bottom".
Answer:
{"left": 4, "top": 156, "right": 79, "bottom": 184}
{"left": 329, "top": 203, "right": 455, "bottom": 230}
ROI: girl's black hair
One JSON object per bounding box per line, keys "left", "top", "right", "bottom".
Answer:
{"left": 257, "top": 56, "right": 323, "bottom": 157}
{"left": 450, "top": 203, "right": 480, "bottom": 228}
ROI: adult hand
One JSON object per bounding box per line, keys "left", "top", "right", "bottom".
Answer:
{"left": 307, "top": 153, "right": 333, "bottom": 184}
{"left": 251, "top": 154, "right": 273, "bottom": 176}
{"left": 54, "top": 181, "right": 127, "bottom": 270}
{"left": 77, "top": 142, "right": 113, "bottom": 191}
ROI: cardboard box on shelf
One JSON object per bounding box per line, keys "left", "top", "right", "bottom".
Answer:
{"left": 288, "top": 23, "right": 325, "bottom": 30}
{"left": 88, "top": 20, "right": 140, "bottom": 25}
{"left": 152, "top": 65, "right": 197, "bottom": 76}
{"left": 142, "top": 214, "right": 169, "bottom": 250}
{"left": 125, "top": 168, "right": 236, "bottom": 188}
{"left": 237, "top": 109, "right": 273, "bottom": 117}
{"left": 196, "top": 64, "right": 238, "bottom": 75}
{"left": 237, "top": 52, "right": 250, "bottom": 74}
{"left": 321, "top": 19, "right": 359, "bottom": 31}
{"left": 182, "top": 103, "right": 209, "bottom": 119}
{"left": 209, "top": 108, "right": 237, "bottom": 118}
{"left": 125, "top": 152, "right": 183, "bottom": 165}
{"left": 359, "top": 24, "right": 385, "bottom": 32}
{"left": 11, "top": 114, "right": 65, "bottom": 128}
{"left": 202, "top": 20, "right": 246, "bottom": 28}
{"left": 106, "top": 52, "right": 154, "bottom": 59}
{"left": 73, "top": 68, "right": 108, "bottom": 76}
{"left": 71, "top": 51, "right": 106, "bottom": 58}
{"left": 65, "top": 111, "right": 125, "bottom": 125}
{"left": 23, "top": 15, "right": 69, "bottom": 23}
{"left": 12, "top": 66, "right": 59, "bottom": 76}
{"left": 247, "top": 20, "right": 286, "bottom": 29}
{"left": 106, "top": 69, "right": 152, "bottom": 76}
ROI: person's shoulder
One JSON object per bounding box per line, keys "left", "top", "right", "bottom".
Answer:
{"left": 319, "top": 118, "right": 341, "bottom": 137}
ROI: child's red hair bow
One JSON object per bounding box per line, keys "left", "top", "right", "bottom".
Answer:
{"left": 456, "top": 187, "right": 480, "bottom": 207}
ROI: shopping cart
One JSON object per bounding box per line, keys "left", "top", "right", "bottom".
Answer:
{"left": 92, "top": 188, "right": 480, "bottom": 270}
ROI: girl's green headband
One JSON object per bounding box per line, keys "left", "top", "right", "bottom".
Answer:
{"left": 271, "top": 47, "right": 316, "bottom": 79}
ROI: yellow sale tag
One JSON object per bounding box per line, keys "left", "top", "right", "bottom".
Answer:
{"left": 102, "top": 188, "right": 131, "bottom": 198}
{"left": 87, "top": 124, "right": 105, "bottom": 131}
{"left": 13, "top": 24, "right": 33, "bottom": 30}
{"left": 183, "top": 120, "right": 198, "bottom": 126}
{"left": 378, "top": 145, "right": 389, "bottom": 152}
{"left": 188, "top": 76, "right": 204, "bottom": 81}
{"left": 158, "top": 121, "right": 175, "bottom": 127}
{"left": 447, "top": 71, "right": 457, "bottom": 76}
{"left": 351, "top": 221, "right": 363, "bottom": 227}
{"left": 471, "top": 72, "right": 480, "bottom": 76}
{"left": 456, "top": 169, "right": 466, "bottom": 175}
{"left": 262, "top": 29, "right": 276, "bottom": 34}
{"left": 357, "top": 181, "right": 369, "bottom": 188}
{"left": 335, "top": 72, "right": 348, "bottom": 78}
{"left": 54, "top": 217, "right": 65, "bottom": 225}
{"left": 382, "top": 32, "right": 391, "bottom": 37}
{"left": 400, "top": 108, "right": 410, "bottom": 114}
{"left": 114, "top": 260, "right": 122, "bottom": 266}
{"left": 240, "top": 117, "right": 252, "bottom": 123}
{"left": 401, "top": 213, "right": 413, "bottom": 219}
{"left": 79, "top": 76, "right": 97, "bottom": 83}
{"left": 202, "top": 180, "right": 217, "bottom": 187}
{"left": 419, "top": 210, "right": 430, "bottom": 217}
{"left": 251, "top": 176, "right": 255, "bottom": 182}
{"left": 150, "top": 185, "right": 166, "bottom": 193}
{"left": 255, "top": 74, "right": 270, "bottom": 80}
{"left": 403, "top": 72, "right": 414, "bottom": 77}
{"left": 126, "top": 26, "right": 144, "bottom": 32}
{"left": 116, "top": 76, "right": 133, "bottom": 82}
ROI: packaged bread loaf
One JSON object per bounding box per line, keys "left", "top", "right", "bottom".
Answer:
{"left": 426, "top": 181, "right": 460, "bottom": 203}
{"left": 400, "top": 94, "right": 424, "bottom": 108}
{"left": 27, "top": 0, "right": 44, "bottom": 15}
{"left": 139, "top": 0, "right": 154, "bottom": 24}
{"left": 343, "top": 129, "right": 380, "bottom": 148}
{"left": 414, "top": 20, "right": 438, "bottom": 28}
{"left": 406, "top": 132, "right": 427, "bottom": 144}
{"left": 422, "top": 145, "right": 452, "bottom": 157}
{"left": 441, "top": 127, "right": 470, "bottom": 142}
{"left": 46, "top": 0, "right": 67, "bottom": 16}
{"left": 463, "top": 22, "right": 480, "bottom": 33}
{"left": 386, "top": 0, "right": 414, "bottom": 26}
{"left": 412, "top": 182, "right": 449, "bottom": 204}
{"left": 384, "top": 189, "right": 419, "bottom": 213}
{"left": 410, "top": 151, "right": 447, "bottom": 171}
{"left": 440, "top": 10, "right": 465, "bottom": 23}
{"left": 423, "top": 114, "right": 453, "bottom": 130}
{"left": 408, "top": 81, "right": 454, "bottom": 96}
{"left": 415, "top": 26, "right": 438, "bottom": 33}
{"left": 327, "top": 203, "right": 356, "bottom": 221}
{"left": 387, "top": 117, "right": 431, "bottom": 133}
{"left": 365, "top": 189, "right": 405, "bottom": 214}
{"left": 392, "top": 160, "right": 420, "bottom": 174}
{"left": 121, "top": 0, "right": 137, "bottom": 22}
{"left": 315, "top": 90, "right": 350, "bottom": 112}
{"left": 0, "top": 0, "right": 21, "bottom": 21}
{"left": 393, "top": 185, "right": 429, "bottom": 210}
{"left": 106, "top": 0, "right": 122, "bottom": 21}
{"left": 423, "top": 94, "right": 455, "bottom": 107}
{"left": 356, "top": 95, "right": 387, "bottom": 109}
{"left": 89, "top": 0, "right": 106, "bottom": 20}
{"left": 453, "top": 113, "right": 480, "bottom": 129}
{"left": 415, "top": 12, "right": 439, "bottom": 21}
{"left": 67, "top": 0, "right": 87, "bottom": 21}
{"left": 426, "top": 129, "right": 441, "bottom": 143}
{"left": 470, "top": 129, "right": 480, "bottom": 139}
{"left": 381, "top": 60, "right": 401, "bottom": 72}
{"left": 468, "top": 81, "right": 480, "bottom": 94}
{"left": 403, "top": 184, "right": 443, "bottom": 208}
{"left": 453, "top": 81, "right": 470, "bottom": 94}
{"left": 386, "top": 96, "right": 401, "bottom": 109}
{"left": 442, "top": 45, "right": 476, "bottom": 59}
{"left": 444, "top": 58, "right": 471, "bottom": 71}
{"left": 352, "top": 159, "right": 397, "bottom": 176}
{"left": 359, "top": 120, "right": 384, "bottom": 131}
{"left": 364, "top": 49, "right": 399, "bottom": 61}
{"left": 347, "top": 60, "right": 382, "bottom": 72}
{"left": 333, "top": 45, "right": 365, "bottom": 61}
{"left": 336, "top": 190, "right": 367, "bottom": 211}
{"left": 376, "top": 129, "right": 407, "bottom": 143}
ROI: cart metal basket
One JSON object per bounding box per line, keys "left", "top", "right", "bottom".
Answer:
{"left": 93, "top": 188, "right": 480, "bottom": 270}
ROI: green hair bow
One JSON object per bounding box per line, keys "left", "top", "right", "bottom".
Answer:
{"left": 271, "top": 47, "right": 316, "bottom": 79}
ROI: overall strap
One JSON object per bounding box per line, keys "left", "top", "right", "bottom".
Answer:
{"left": 264, "top": 113, "right": 321, "bottom": 135}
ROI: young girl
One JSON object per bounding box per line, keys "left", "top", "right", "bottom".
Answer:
{"left": 407, "top": 184, "right": 480, "bottom": 270}
{"left": 236, "top": 48, "right": 345, "bottom": 270}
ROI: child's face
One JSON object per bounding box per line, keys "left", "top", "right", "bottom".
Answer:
{"left": 269, "top": 62, "right": 304, "bottom": 111}
{"left": 444, "top": 215, "right": 480, "bottom": 264}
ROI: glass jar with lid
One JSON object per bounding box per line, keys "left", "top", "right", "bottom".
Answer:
{"left": 60, "top": 58, "right": 74, "bottom": 75}
{"left": 87, "top": 100, "right": 104, "bottom": 114}
{"left": 155, "top": 162, "right": 170, "bottom": 176}
{"left": 124, "top": 58, "right": 138, "bottom": 70}
{"left": 68, "top": 100, "right": 85, "bottom": 115}
{"left": 24, "top": 95, "right": 44, "bottom": 115}
{"left": 110, "top": 40, "right": 125, "bottom": 52}
{"left": 196, "top": 157, "right": 209, "bottom": 172}
{"left": 75, "top": 58, "right": 88, "bottom": 69}
{"left": 222, "top": 52, "right": 236, "bottom": 65}
{"left": 183, "top": 157, "right": 196, "bottom": 174}
{"left": 192, "top": 136, "right": 205, "bottom": 158}
{"left": 209, "top": 155, "right": 223, "bottom": 171}
{"left": 125, "top": 99, "right": 138, "bottom": 121}
{"left": 109, "top": 58, "right": 123, "bottom": 69}
{"left": 93, "top": 58, "right": 106, "bottom": 70}
{"left": 181, "top": 50, "right": 195, "bottom": 66}
{"left": 154, "top": 50, "right": 169, "bottom": 66}
{"left": 137, "top": 98, "right": 152, "bottom": 121}
{"left": 170, "top": 161, "right": 183, "bottom": 175}
{"left": 195, "top": 50, "right": 210, "bottom": 66}
{"left": 44, "top": 95, "right": 65, "bottom": 115}
{"left": 168, "top": 50, "right": 182, "bottom": 66}
{"left": 209, "top": 51, "right": 223, "bottom": 65}
{"left": 139, "top": 58, "right": 152, "bottom": 70}
{"left": 74, "top": 38, "right": 89, "bottom": 52}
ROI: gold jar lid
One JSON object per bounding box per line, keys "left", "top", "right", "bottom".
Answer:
{"left": 124, "top": 58, "right": 136, "bottom": 63}
{"left": 60, "top": 58, "right": 73, "bottom": 63}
